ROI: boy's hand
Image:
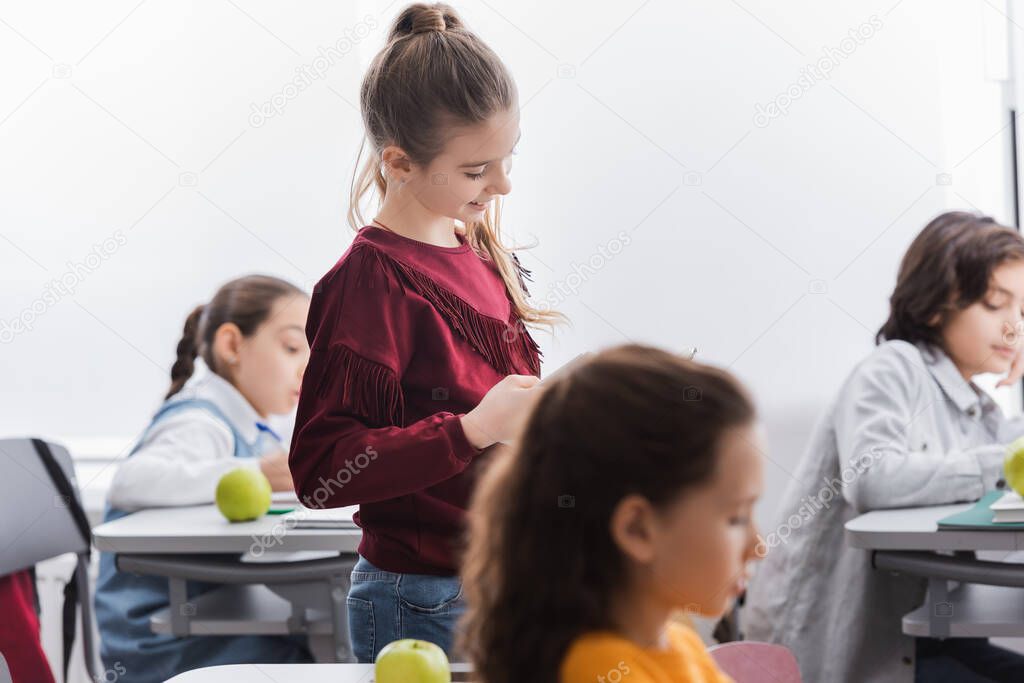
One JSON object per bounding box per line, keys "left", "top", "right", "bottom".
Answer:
{"left": 998, "top": 346, "right": 1024, "bottom": 388}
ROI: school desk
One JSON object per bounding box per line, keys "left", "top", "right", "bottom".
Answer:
{"left": 164, "top": 662, "right": 475, "bottom": 682}
{"left": 92, "top": 502, "right": 361, "bottom": 662}
{"left": 846, "top": 502, "right": 1024, "bottom": 638}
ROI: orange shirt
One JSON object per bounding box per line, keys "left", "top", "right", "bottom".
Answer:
{"left": 560, "top": 623, "right": 734, "bottom": 683}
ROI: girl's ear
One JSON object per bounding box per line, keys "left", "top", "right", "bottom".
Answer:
{"left": 381, "top": 145, "right": 414, "bottom": 184}
{"left": 609, "top": 495, "right": 658, "bottom": 564}
{"left": 211, "top": 322, "right": 244, "bottom": 371}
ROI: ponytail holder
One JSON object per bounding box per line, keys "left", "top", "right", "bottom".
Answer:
{"left": 410, "top": 12, "right": 446, "bottom": 34}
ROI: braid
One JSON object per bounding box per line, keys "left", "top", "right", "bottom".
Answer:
{"left": 165, "top": 304, "right": 204, "bottom": 399}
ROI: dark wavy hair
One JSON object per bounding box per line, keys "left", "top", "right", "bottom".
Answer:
{"left": 876, "top": 211, "right": 1024, "bottom": 349}
{"left": 457, "top": 344, "right": 756, "bottom": 683}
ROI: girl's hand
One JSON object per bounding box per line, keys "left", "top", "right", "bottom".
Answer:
{"left": 998, "top": 346, "right": 1024, "bottom": 388}
{"left": 461, "top": 374, "right": 542, "bottom": 449}
{"left": 259, "top": 450, "right": 295, "bottom": 491}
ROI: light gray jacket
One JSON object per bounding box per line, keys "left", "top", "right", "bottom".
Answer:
{"left": 744, "top": 340, "right": 1024, "bottom": 683}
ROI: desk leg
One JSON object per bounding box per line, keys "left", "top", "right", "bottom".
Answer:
{"left": 927, "top": 578, "right": 952, "bottom": 639}
{"left": 168, "top": 577, "right": 190, "bottom": 636}
{"left": 77, "top": 553, "right": 99, "bottom": 681}
{"left": 329, "top": 574, "right": 353, "bottom": 662}
{"left": 286, "top": 599, "right": 306, "bottom": 634}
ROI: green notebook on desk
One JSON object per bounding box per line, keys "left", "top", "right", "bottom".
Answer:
{"left": 937, "top": 491, "right": 1024, "bottom": 530}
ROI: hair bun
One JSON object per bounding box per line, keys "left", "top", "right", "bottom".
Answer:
{"left": 411, "top": 8, "right": 446, "bottom": 33}
{"left": 390, "top": 3, "right": 464, "bottom": 40}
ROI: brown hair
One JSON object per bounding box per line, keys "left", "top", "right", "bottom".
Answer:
{"left": 876, "top": 211, "right": 1024, "bottom": 349}
{"left": 349, "top": 2, "right": 564, "bottom": 331}
{"left": 166, "top": 274, "right": 306, "bottom": 399}
{"left": 458, "top": 344, "right": 756, "bottom": 683}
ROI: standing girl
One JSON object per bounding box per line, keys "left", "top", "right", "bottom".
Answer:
{"left": 288, "top": 2, "right": 563, "bottom": 663}
{"left": 94, "top": 275, "right": 313, "bottom": 682}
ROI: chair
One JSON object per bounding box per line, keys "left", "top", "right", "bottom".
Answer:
{"left": 708, "top": 641, "right": 802, "bottom": 682}
{"left": 0, "top": 437, "right": 99, "bottom": 682}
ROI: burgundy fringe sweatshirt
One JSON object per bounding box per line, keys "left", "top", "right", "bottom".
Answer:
{"left": 289, "top": 226, "right": 541, "bottom": 575}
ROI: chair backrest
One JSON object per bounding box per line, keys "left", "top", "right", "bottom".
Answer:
{"left": 709, "top": 641, "right": 802, "bottom": 683}
{"left": 0, "top": 438, "right": 89, "bottom": 576}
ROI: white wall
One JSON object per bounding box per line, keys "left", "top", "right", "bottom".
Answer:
{"left": 2, "top": 0, "right": 1022, "bottom": 539}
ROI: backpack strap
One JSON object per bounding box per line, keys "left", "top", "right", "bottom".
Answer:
{"left": 30, "top": 438, "right": 92, "bottom": 681}
{"left": 31, "top": 439, "right": 91, "bottom": 553}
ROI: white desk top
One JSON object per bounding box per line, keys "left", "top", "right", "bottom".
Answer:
{"left": 845, "top": 502, "right": 1024, "bottom": 551}
{"left": 93, "top": 503, "right": 361, "bottom": 554}
{"left": 165, "top": 663, "right": 474, "bottom": 682}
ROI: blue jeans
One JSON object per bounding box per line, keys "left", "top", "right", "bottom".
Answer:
{"left": 346, "top": 555, "right": 466, "bottom": 663}
{"left": 916, "top": 637, "right": 1024, "bottom": 682}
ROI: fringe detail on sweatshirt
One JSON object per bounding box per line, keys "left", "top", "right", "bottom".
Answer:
{"left": 353, "top": 243, "right": 541, "bottom": 376}
{"left": 511, "top": 251, "right": 534, "bottom": 298}
{"left": 314, "top": 342, "right": 404, "bottom": 427}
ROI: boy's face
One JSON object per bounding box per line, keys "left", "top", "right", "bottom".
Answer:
{"left": 942, "top": 260, "right": 1024, "bottom": 380}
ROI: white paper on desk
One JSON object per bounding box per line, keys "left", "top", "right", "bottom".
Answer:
{"left": 282, "top": 505, "right": 359, "bottom": 528}
{"left": 990, "top": 491, "right": 1024, "bottom": 510}
{"left": 242, "top": 550, "right": 343, "bottom": 563}
{"left": 271, "top": 491, "right": 301, "bottom": 504}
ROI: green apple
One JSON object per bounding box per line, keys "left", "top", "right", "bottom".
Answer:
{"left": 1005, "top": 437, "right": 1024, "bottom": 496}
{"left": 215, "top": 467, "right": 272, "bottom": 522}
{"left": 375, "top": 639, "right": 451, "bottom": 683}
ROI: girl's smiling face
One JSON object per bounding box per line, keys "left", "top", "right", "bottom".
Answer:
{"left": 383, "top": 107, "right": 520, "bottom": 224}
